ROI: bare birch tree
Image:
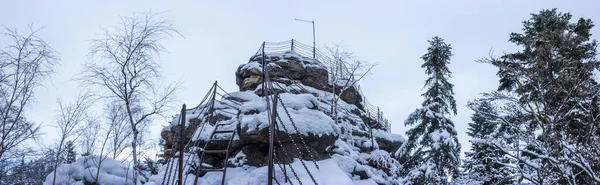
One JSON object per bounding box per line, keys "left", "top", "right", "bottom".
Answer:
{"left": 79, "top": 116, "right": 101, "bottom": 156}
{"left": 85, "top": 115, "right": 118, "bottom": 184}
{"left": 325, "top": 44, "right": 375, "bottom": 119}
{"left": 105, "top": 100, "right": 131, "bottom": 159}
{"left": 51, "top": 93, "right": 93, "bottom": 185}
{"left": 81, "top": 12, "right": 180, "bottom": 184}
{"left": 0, "top": 25, "right": 57, "bottom": 162}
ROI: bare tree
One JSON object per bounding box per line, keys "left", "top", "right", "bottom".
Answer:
{"left": 325, "top": 44, "right": 375, "bottom": 119}
{"left": 79, "top": 101, "right": 133, "bottom": 184}
{"left": 85, "top": 116, "right": 119, "bottom": 184}
{"left": 79, "top": 116, "right": 101, "bottom": 156}
{"left": 51, "top": 94, "right": 93, "bottom": 184}
{"left": 0, "top": 25, "right": 57, "bottom": 162}
{"left": 81, "top": 12, "right": 180, "bottom": 184}
{"left": 50, "top": 93, "right": 93, "bottom": 185}
{"left": 105, "top": 100, "right": 132, "bottom": 159}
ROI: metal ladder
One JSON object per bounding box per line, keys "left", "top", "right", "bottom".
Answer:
{"left": 194, "top": 123, "right": 236, "bottom": 185}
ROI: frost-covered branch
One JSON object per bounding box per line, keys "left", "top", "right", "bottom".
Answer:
{"left": 80, "top": 12, "right": 181, "bottom": 185}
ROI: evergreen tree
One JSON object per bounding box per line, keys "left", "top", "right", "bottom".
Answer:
{"left": 463, "top": 99, "right": 516, "bottom": 184}
{"left": 0, "top": 150, "right": 56, "bottom": 185}
{"left": 65, "top": 141, "right": 77, "bottom": 164}
{"left": 483, "top": 8, "right": 600, "bottom": 184}
{"left": 399, "top": 36, "right": 461, "bottom": 184}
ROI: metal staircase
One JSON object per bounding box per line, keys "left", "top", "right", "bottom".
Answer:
{"left": 193, "top": 123, "right": 236, "bottom": 184}
{"left": 191, "top": 81, "right": 238, "bottom": 185}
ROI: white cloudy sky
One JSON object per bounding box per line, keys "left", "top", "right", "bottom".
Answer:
{"left": 2, "top": 0, "right": 600, "bottom": 156}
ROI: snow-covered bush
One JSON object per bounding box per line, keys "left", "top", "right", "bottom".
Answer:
{"left": 367, "top": 150, "right": 399, "bottom": 176}
{"left": 44, "top": 156, "right": 139, "bottom": 185}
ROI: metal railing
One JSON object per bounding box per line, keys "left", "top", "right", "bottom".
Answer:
{"left": 253, "top": 39, "right": 390, "bottom": 132}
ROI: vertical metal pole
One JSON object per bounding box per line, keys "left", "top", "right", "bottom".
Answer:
{"left": 262, "top": 42, "right": 266, "bottom": 97}
{"left": 283, "top": 161, "right": 287, "bottom": 183}
{"left": 291, "top": 39, "right": 294, "bottom": 51}
{"left": 294, "top": 19, "right": 316, "bottom": 58}
{"left": 268, "top": 93, "right": 279, "bottom": 185}
{"left": 274, "top": 113, "right": 287, "bottom": 183}
{"left": 178, "top": 104, "right": 186, "bottom": 185}
{"left": 368, "top": 112, "right": 374, "bottom": 151}
{"left": 377, "top": 108, "right": 380, "bottom": 126}
{"left": 312, "top": 21, "right": 316, "bottom": 58}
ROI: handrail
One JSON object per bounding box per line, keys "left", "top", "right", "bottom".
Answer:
{"left": 253, "top": 39, "right": 390, "bottom": 132}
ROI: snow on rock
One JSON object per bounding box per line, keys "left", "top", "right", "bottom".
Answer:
{"left": 147, "top": 159, "right": 355, "bottom": 185}
{"left": 44, "top": 156, "right": 137, "bottom": 185}
{"left": 158, "top": 49, "right": 406, "bottom": 185}
{"left": 239, "top": 92, "right": 339, "bottom": 137}
{"left": 236, "top": 50, "right": 329, "bottom": 91}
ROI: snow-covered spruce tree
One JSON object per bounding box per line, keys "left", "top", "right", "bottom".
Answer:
{"left": 462, "top": 99, "right": 516, "bottom": 184}
{"left": 399, "top": 36, "right": 461, "bottom": 184}
{"left": 65, "top": 141, "right": 76, "bottom": 164}
{"left": 481, "top": 9, "right": 600, "bottom": 184}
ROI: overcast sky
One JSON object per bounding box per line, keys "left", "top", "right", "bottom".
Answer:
{"left": 2, "top": 0, "right": 600, "bottom": 156}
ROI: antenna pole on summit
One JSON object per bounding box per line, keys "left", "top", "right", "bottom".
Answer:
{"left": 294, "top": 18, "right": 315, "bottom": 58}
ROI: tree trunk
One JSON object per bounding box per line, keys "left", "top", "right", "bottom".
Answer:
{"left": 125, "top": 100, "right": 139, "bottom": 185}
{"left": 52, "top": 139, "right": 65, "bottom": 185}
{"left": 132, "top": 130, "right": 138, "bottom": 185}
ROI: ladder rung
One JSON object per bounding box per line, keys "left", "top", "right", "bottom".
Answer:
{"left": 213, "top": 130, "right": 234, "bottom": 134}
{"left": 200, "top": 168, "right": 225, "bottom": 172}
{"left": 209, "top": 138, "right": 231, "bottom": 142}
{"left": 204, "top": 149, "right": 228, "bottom": 154}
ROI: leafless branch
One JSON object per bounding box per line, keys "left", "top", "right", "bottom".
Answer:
{"left": 0, "top": 25, "right": 57, "bottom": 161}
{"left": 79, "top": 12, "right": 180, "bottom": 184}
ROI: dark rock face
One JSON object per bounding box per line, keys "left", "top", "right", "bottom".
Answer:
{"left": 236, "top": 125, "right": 337, "bottom": 166}
{"left": 339, "top": 86, "right": 363, "bottom": 109}
{"left": 302, "top": 66, "right": 329, "bottom": 91}
{"left": 236, "top": 52, "right": 329, "bottom": 92}
{"left": 375, "top": 136, "right": 403, "bottom": 154}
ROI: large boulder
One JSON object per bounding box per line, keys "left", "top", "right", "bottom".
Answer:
{"left": 241, "top": 75, "right": 262, "bottom": 91}
{"left": 235, "top": 128, "right": 337, "bottom": 166}
{"left": 236, "top": 51, "right": 329, "bottom": 92}
{"left": 234, "top": 92, "right": 340, "bottom": 165}
{"left": 339, "top": 86, "right": 362, "bottom": 109}
{"left": 374, "top": 131, "right": 405, "bottom": 153}
{"left": 302, "top": 66, "right": 329, "bottom": 91}
{"left": 156, "top": 44, "right": 406, "bottom": 185}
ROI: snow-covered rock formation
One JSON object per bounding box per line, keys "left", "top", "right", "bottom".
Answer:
{"left": 158, "top": 50, "right": 406, "bottom": 184}
{"left": 44, "top": 156, "right": 140, "bottom": 185}
{"left": 46, "top": 47, "right": 406, "bottom": 185}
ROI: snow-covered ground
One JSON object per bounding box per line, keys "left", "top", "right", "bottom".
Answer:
{"left": 47, "top": 51, "right": 407, "bottom": 185}
{"left": 44, "top": 156, "right": 138, "bottom": 185}
{"left": 147, "top": 158, "right": 380, "bottom": 185}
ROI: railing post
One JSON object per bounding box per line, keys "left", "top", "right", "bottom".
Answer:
{"left": 268, "top": 92, "right": 279, "bottom": 185}
{"left": 178, "top": 104, "right": 186, "bottom": 185}
{"left": 368, "top": 111, "right": 374, "bottom": 151}
{"left": 312, "top": 21, "right": 316, "bottom": 59}
{"left": 377, "top": 108, "right": 380, "bottom": 126}
{"left": 262, "top": 42, "right": 266, "bottom": 97}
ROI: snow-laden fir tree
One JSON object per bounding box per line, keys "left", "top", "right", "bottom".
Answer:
{"left": 65, "top": 141, "right": 76, "bottom": 164}
{"left": 462, "top": 99, "right": 516, "bottom": 184}
{"left": 398, "top": 36, "right": 461, "bottom": 184}
{"left": 480, "top": 8, "right": 600, "bottom": 184}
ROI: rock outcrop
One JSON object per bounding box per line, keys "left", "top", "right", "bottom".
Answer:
{"left": 160, "top": 50, "right": 405, "bottom": 184}
{"left": 235, "top": 52, "right": 329, "bottom": 92}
